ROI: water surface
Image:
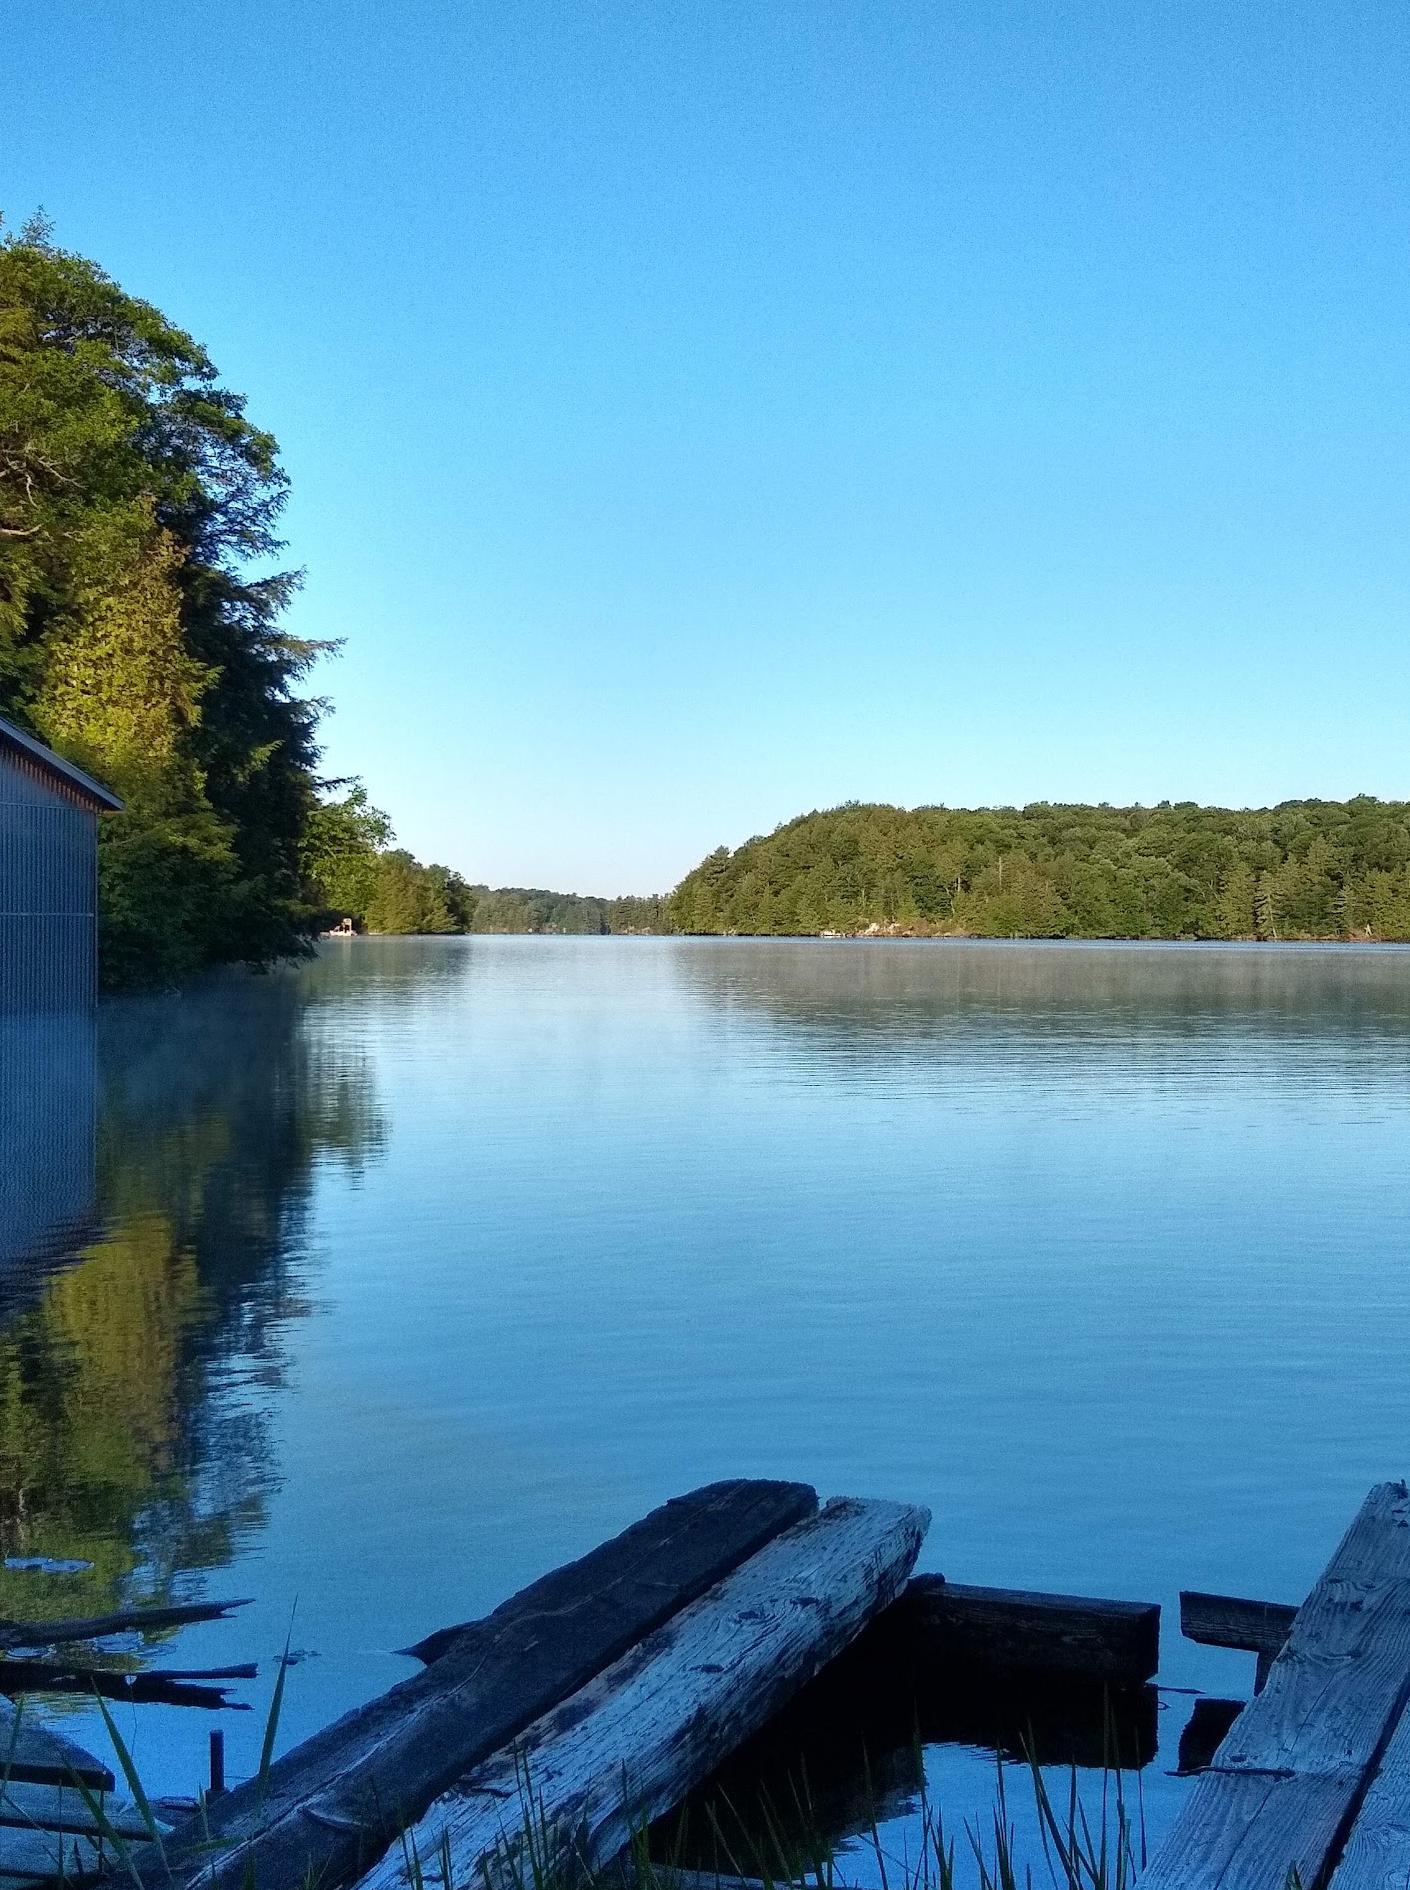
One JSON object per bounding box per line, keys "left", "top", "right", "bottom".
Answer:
{"left": 3, "top": 939, "right": 1408, "bottom": 1870}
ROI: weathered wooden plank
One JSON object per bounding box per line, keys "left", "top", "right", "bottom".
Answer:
{"left": 1139, "top": 1481, "right": 1410, "bottom": 1890}
{"left": 0, "top": 1703, "right": 113, "bottom": 1793}
{"left": 0, "top": 1600, "right": 251, "bottom": 1652}
{"left": 0, "top": 1781, "right": 159, "bottom": 1841}
{"left": 356, "top": 1496, "right": 929, "bottom": 1890}
{"left": 0, "top": 1822, "right": 132, "bottom": 1883}
{"left": 1326, "top": 1663, "right": 1410, "bottom": 1890}
{"left": 1181, "top": 1590, "right": 1299, "bottom": 1659}
{"left": 154, "top": 1479, "right": 818, "bottom": 1890}
{"left": 894, "top": 1576, "right": 1160, "bottom": 1682}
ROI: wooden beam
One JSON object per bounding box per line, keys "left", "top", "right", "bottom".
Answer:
{"left": 1138, "top": 1481, "right": 1410, "bottom": 1890}
{"left": 152, "top": 1479, "right": 818, "bottom": 1890}
{"left": 893, "top": 1576, "right": 1160, "bottom": 1682}
{"left": 354, "top": 1496, "right": 928, "bottom": 1890}
{"left": 0, "top": 1702, "right": 113, "bottom": 1792}
{"left": 1180, "top": 1590, "right": 1298, "bottom": 1659}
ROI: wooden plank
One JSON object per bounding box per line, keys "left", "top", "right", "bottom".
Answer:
{"left": 355, "top": 1495, "right": 929, "bottom": 1890}
{"left": 1328, "top": 1693, "right": 1410, "bottom": 1890}
{"left": 0, "top": 1704, "right": 113, "bottom": 1793}
{"left": 0, "top": 1782, "right": 163, "bottom": 1841}
{"left": 153, "top": 1479, "right": 818, "bottom": 1890}
{"left": 1181, "top": 1590, "right": 1299, "bottom": 1659}
{"left": 0, "top": 1600, "right": 251, "bottom": 1653}
{"left": 0, "top": 1822, "right": 133, "bottom": 1882}
{"left": 893, "top": 1576, "right": 1160, "bottom": 1682}
{"left": 1139, "top": 1481, "right": 1410, "bottom": 1890}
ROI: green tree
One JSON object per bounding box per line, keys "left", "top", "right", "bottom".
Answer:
{"left": 301, "top": 786, "right": 394, "bottom": 923}
{"left": 0, "top": 216, "right": 322, "bottom": 983}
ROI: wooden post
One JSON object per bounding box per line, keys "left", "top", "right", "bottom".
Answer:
{"left": 208, "top": 1731, "right": 226, "bottom": 1800}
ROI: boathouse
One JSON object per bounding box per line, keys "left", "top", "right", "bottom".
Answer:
{"left": 0, "top": 713, "right": 122, "bottom": 1014}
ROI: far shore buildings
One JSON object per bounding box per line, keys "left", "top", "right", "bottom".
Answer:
{"left": 0, "top": 712, "right": 122, "bottom": 1016}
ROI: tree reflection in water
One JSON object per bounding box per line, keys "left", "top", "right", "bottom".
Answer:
{"left": 0, "top": 964, "right": 388, "bottom": 1629}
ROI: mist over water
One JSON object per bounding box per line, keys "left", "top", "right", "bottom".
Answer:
{"left": 2, "top": 938, "right": 1408, "bottom": 1869}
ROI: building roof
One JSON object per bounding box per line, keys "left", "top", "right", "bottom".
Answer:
{"left": 0, "top": 714, "right": 124, "bottom": 813}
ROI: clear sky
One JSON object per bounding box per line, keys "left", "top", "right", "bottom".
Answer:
{"left": 6, "top": 1, "right": 1408, "bottom": 893}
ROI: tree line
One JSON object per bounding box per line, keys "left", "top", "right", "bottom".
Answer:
{"left": 303, "top": 785, "right": 668, "bottom": 936}
{"left": 668, "top": 800, "right": 1410, "bottom": 940}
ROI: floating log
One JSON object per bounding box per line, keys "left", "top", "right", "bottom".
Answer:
{"left": 0, "top": 1599, "right": 252, "bottom": 1652}
{"left": 0, "top": 1699, "right": 113, "bottom": 1791}
{"left": 152, "top": 1479, "right": 818, "bottom": 1890}
{"left": 892, "top": 1575, "right": 1160, "bottom": 1682}
{"left": 355, "top": 1496, "right": 928, "bottom": 1890}
{"left": 1140, "top": 1481, "right": 1410, "bottom": 1890}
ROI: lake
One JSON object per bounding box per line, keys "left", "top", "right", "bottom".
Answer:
{"left": 3, "top": 937, "right": 1409, "bottom": 1875}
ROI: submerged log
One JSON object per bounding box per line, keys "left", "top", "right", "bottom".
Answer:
{"left": 356, "top": 1496, "right": 929, "bottom": 1890}
{"left": 154, "top": 1479, "right": 817, "bottom": 1890}
{"left": 0, "top": 1780, "right": 163, "bottom": 1841}
{"left": 893, "top": 1576, "right": 1160, "bottom": 1682}
{"left": 0, "top": 1699, "right": 114, "bottom": 1791}
{"left": 0, "top": 1599, "right": 252, "bottom": 1652}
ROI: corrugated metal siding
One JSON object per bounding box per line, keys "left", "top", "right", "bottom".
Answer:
{"left": 0, "top": 1015, "right": 97, "bottom": 1273}
{"left": 0, "top": 750, "right": 99, "bottom": 1015}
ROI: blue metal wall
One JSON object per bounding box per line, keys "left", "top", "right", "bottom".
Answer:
{"left": 0, "top": 749, "right": 99, "bottom": 1015}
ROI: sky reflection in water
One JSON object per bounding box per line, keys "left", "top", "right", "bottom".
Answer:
{"left": 1, "top": 938, "right": 1408, "bottom": 1874}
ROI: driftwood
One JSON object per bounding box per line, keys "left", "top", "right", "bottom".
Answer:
{"left": 1141, "top": 1482, "right": 1410, "bottom": 1890}
{"left": 893, "top": 1576, "right": 1159, "bottom": 1682}
{"left": 153, "top": 1479, "right": 817, "bottom": 1890}
{"left": 0, "top": 1599, "right": 252, "bottom": 1652}
{"left": 355, "top": 1496, "right": 928, "bottom": 1890}
{"left": 0, "top": 1699, "right": 113, "bottom": 1791}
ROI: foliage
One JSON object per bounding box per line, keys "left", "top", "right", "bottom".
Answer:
{"left": 669, "top": 800, "right": 1410, "bottom": 941}
{"left": 299, "top": 795, "right": 674, "bottom": 937}
{"left": 0, "top": 214, "right": 322, "bottom": 986}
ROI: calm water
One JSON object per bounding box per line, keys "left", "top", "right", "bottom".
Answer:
{"left": 3, "top": 938, "right": 1410, "bottom": 1871}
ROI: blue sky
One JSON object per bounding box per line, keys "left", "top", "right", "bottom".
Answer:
{"left": 6, "top": 1, "right": 1408, "bottom": 892}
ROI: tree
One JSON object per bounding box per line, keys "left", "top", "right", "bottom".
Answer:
{"left": 301, "top": 786, "right": 393, "bottom": 924}
{"left": 0, "top": 217, "right": 322, "bottom": 983}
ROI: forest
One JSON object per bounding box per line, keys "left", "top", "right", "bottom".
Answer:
{"left": 668, "top": 800, "right": 1410, "bottom": 941}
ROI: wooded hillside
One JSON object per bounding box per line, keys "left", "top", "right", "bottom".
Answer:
{"left": 668, "top": 800, "right": 1410, "bottom": 941}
